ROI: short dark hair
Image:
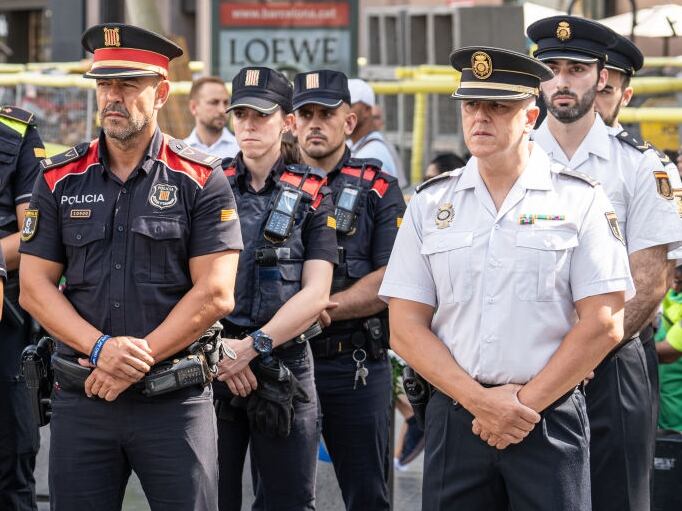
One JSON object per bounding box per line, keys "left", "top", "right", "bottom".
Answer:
{"left": 430, "top": 152, "right": 466, "bottom": 174}
{"left": 189, "top": 76, "right": 227, "bottom": 100}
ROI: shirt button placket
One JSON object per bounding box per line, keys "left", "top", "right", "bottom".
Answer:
{"left": 110, "top": 184, "right": 129, "bottom": 327}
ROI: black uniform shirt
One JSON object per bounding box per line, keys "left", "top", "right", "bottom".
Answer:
{"left": 328, "top": 148, "right": 406, "bottom": 281}
{"left": 225, "top": 153, "right": 338, "bottom": 327}
{"left": 20, "top": 128, "right": 243, "bottom": 355}
{"left": 0, "top": 111, "right": 44, "bottom": 239}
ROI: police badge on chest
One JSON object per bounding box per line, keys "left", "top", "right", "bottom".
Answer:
{"left": 148, "top": 183, "right": 179, "bottom": 210}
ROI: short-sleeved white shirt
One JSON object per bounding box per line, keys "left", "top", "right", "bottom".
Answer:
{"left": 534, "top": 115, "right": 682, "bottom": 255}
{"left": 379, "top": 145, "right": 632, "bottom": 384}
{"left": 184, "top": 127, "right": 239, "bottom": 159}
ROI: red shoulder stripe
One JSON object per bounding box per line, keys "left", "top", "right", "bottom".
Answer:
{"left": 43, "top": 140, "right": 99, "bottom": 193}
{"left": 340, "top": 166, "right": 378, "bottom": 181}
{"left": 157, "top": 136, "right": 213, "bottom": 188}
{"left": 371, "top": 177, "right": 390, "bottom": 198}
{"left": 279, "top": 171, "right": 326, "bottom": 198}
{"left": 224, "top": 165, "right": 237, "bottom": 177}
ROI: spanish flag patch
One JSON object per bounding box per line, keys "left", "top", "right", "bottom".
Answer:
{"left": 397, "top": 217, "right": 403, "bottom": 228}
{"left": 34, "top": 147, "right": 46, "bottom": 158}
{"left": 220, "top": 209, "right": 237, "bottom": 222}
{"left": 327, "top": 216, "right": 337, "bottom": 229}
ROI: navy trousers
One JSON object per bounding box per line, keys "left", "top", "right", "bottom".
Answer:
{"left": 49, "top": 384, "right": 218, "bottom": 511}
{"left": 216, "top": 343, "right": 320, "bottom": 511}
{"left": 314, "top": 353, "right": 392, "bottom": 511}
{"left": 422, "top": 389, "right": 590, "bottom": 511}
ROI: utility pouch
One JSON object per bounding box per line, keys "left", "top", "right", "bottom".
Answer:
{"left": 21, "top": 337, "right": 54, "bottom": 426}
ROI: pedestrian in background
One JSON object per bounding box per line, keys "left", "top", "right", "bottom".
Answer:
{"left": 184, "top": 76, "right": 239, "bottom": 159}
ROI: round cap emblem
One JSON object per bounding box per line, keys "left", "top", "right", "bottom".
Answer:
{"left": 471, "top": 51, "right": 493, "bottom": 80}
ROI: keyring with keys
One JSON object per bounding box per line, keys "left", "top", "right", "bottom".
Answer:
{"left": 352, "top": 348, "right": 369, "bottom": 389}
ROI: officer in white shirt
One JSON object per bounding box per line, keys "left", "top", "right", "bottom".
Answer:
{"left": 380, "top": 46, "right": 632, "bottom": 511}
{"left": 184, "top": 76, "right": 239, "bottom": 159}
{"left": 594, "top": 28, "right": 682, "bottom": 453}
{"left": 528, "top": 16, "right": 682, "bottom": 511}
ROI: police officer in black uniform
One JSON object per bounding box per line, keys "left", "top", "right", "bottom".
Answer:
{"left": 215, "top": 67, "right": 338, "bottom": 511}
{"left": 0, "top": 105, "right": 45, "bottom": 511}
{"left": 291, "top": 70, "right": 406, "bottom": 510}
{"left": 18, "top": 24, "right": 242, "bottom": 511}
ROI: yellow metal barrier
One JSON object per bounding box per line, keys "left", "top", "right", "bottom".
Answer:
{"left": 411, "top": 93, "right": 428, "bottom": 185}
{"left": 619, "top": 107, "right": 682, "bottom": 123}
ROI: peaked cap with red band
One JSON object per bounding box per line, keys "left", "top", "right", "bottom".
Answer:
{"left": 81, "top": 23, "right": 183, "bottom": 79}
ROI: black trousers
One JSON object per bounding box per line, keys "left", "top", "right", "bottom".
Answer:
{"left": 586, "top": 336, "right": 654, "bottom": 511}
{"left": 422, "top": 389, "right": 590, "bottom": 511}
{"left": 216, "top": 344, "right": 320, "bottom": 511}
{"left": 314, "top": 353, "right": 392, "bottom": 511}
{"left": 0, "top": 315, "right": 38, "bottom": 511}
{"left": 49, "top": 384, "right": 218, "bottom": 511}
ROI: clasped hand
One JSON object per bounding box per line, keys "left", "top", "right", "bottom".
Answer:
{"left": 215, "top": 338, "right": 258, "bottom": 397}
{"left": 77, "top": 336, "right": 155, "bottom": 401}
{"left": 469, "top": 384, "right": 541, "bottom": 450}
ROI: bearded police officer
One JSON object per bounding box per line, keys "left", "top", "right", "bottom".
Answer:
{"left": 594, "top": 29, "right": 682, "bottom": 446}
{"left": 528, "top": 16, "right": 682, "bottom": 510}
{"left": 0, "top": 104, "right": 45, "bottom": 511}
{"left": 291, "top": 70, "right": 406, "bottom": 510}
{"left": 380, "top": 46, "right": 632, "bottom": 510}
{"left": 18, "top": 24, "right": 242, "bottom": 511}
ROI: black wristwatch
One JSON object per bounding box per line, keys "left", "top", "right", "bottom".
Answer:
{"left": 250, "top": 330, "right": 273, "bottom": 359}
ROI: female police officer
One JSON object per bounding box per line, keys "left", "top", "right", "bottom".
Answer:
{"left": 214, "top": 67, "right": 338, "bottom": 511}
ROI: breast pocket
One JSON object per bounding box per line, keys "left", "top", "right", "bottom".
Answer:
{"left": 254, "top": 260, "right": 303, "bottom": 325}
{"left": 514, "top": 229, "right": 578, "bottom": 302}
{"left": 131, "top": 216, "right": 189, "bottom": 285}
{"left": 62, "top": 222, "right": 106, "bottom": 286}
{"left": 420, "top": 231, "right": 474, "bottom": 304}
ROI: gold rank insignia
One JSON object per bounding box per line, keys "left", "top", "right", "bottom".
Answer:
{"left": 556, "top": 21, "right": 571, "bottom": 42}
{"left": 326, "top": 216, "right": 337, "bottom": 229}
{"left": 605, "top": 211, "right": 625, "bottom": 245}
{"left": 654, "top": 171, "right": 673, "bottom": 199}
{"left": 20, "top": 209, "right": 39, "bottom": 242}
{"left": 435, "top": 203, "right": 454, "bottom": 229}
{"left": 673, "top": 189, "right": 682, "bottom": 218}
{"left": 103, "top": 27, "right": 121, "bottom": 47}
{"left": 471, "top": 51, "right": 493, "bottom": 80}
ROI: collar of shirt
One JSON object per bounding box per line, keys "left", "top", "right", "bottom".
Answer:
{"left": 328, "top": 146, "right": 353, "bottom": 179}
{"left": 348, "top": 130, "right": 384, "bottom": 152}
{"left": 185, "top": 127, "right": 237, "bottom": 151}
{"left": 97, "top": 126, "right": 162, "bottom": 179}
{"left": 534, "top": 113, "right": 611, "bottom": 167}
{"left": 454, "top": 145, "right": 555, "bottom": 220}
{"left": 233, "top": 152, "right": 284, "bottom": 194}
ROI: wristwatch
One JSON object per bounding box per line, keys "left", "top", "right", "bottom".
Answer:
{"left": 250, "top": 330, "right": 273, "bottom": 358}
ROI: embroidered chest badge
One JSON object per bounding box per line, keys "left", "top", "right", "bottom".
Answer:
{"left": 149, "top": 183, "right": 178, "bottom": 210}
{"left": 435, "top": 203, "right": 454, "bottom": 229}
{"left": 654, "top": 171, "right": 673, "bottom": 199}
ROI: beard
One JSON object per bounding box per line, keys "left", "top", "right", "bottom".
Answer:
{"left": 101, "top": 103, "right": 150, "bottom": 143}
{"left": 203, "top": 116, "right": 227, "bottom": 134}
{"left": 543, "top": 86, "right": 597, "bottom": 124}
{"left": 599, "top": 103, "right": 621, "bottom": 127}
{"left": 300, "top": 131, "right": 345, "bottom": 160}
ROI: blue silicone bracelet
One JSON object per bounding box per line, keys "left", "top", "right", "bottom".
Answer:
{"left": 89, "top": 335, "right": 111, "bottom": 366}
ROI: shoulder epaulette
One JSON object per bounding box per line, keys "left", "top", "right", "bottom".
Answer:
{"left": 285, "top": 163, "right": 327, "bottom": 180}
{"left": 0, "top": 106, "right": 35, "bottom": 125}
{"left": 345, "top": 157, "right": 384, "bottom": 170}
{"left": 616, "top": 129, "right": 672, "bottom": 166}
{"left": 416, "top": 171, "right": 454, "bottom": 194}
{"left": 557, "top": 167, "right": 599, "bottom": 187}
{"left": 40, "top": 142, "right": 90, "bottom": 171}
{"left": 279, "top": 165, "right": 328, "bottom": 208}
{"left": 167, "top": 139, "right": 221, "bottom": 168}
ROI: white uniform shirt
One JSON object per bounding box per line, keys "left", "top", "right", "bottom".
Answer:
{"left": 348, "top": 131, "right": 407, "bottom": 187}
{"left": 184, "top": 127, "right": 239, "bottom": 159}
{"left": 379, "top": 145, "right": 632, "bottom": 384}
{"left": 534, "top": 115, "right": 682, "bottom": 255}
